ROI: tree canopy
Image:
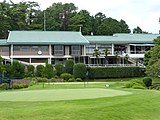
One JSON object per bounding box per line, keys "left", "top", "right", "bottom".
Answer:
{"left": 145, "top": 37, "right": 160, "bottom": 77}
{"left": 0, "top": 0, "right": 135, "bottom": 38}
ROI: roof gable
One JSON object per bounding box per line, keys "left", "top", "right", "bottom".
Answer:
{"left": 7, "top": 31, "right": 89, "bottom": 45}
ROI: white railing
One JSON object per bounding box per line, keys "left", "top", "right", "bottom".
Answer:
{"left": 87, "top": 64, "right": 136, "bottom": 67}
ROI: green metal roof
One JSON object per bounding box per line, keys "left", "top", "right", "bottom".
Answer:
{"left": 85, "top": 34, "right": 160, "bottom": 44}
{"left": 7, "top": 31, "right": 89, "bottom": 45}
{"left": 0, "top": 39, "right": 8, "bottom": 45}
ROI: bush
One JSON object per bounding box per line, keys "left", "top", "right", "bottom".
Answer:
{"left": 88, "top": 67, "right": 145, "bottom": 79}
{"left": 73, "top": 63, "right": 87, "bottom": 79}
{"left": 143, "top": 77, "right": 152, "bottom": 88}
{"left": 36, "top": 65, "right": 44, "bottom": 77}
{"left": 12, "top": 84, "right": 29, "bottom": 89}
{"left": 124, "top": 79, "right": 145, "bottom": 89}
{"left": 76, "top": 78, "right": 82, "bottom": 82}
{"left": 10, "top": 61, "right": 25, "bottom": 78}
{"left": 55, "top": 64, "right": 64, "bottom": 76}
{"left": 37, "top": 77, "right": 48, "bottom": 82}
{"left": 68, "top": 78, "right": 75, "bottom": 82}
{"left": 65, "top": 59, "right": 74, "bottom": 74}
{"left": 60, "top": 73, "right": 72, "bottom": 81}
{"left": 43, "top": 64, "right": 57, "bottom": 79}
{"left": 0, "top": 83, "right": 9, "bottom": 90}
{"left": 25, "top": 65, "right": 35, "bottom": 77}
{"left": 132, "top": 84, "right": 146, "bottom": 89}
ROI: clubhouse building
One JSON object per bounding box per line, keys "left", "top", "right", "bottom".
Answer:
{"left": 0, "top": 31, "right": 159, "bottom": 66}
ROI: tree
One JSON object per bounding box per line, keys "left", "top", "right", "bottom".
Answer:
{"left": 97, "top": 18, "right": 122, "bottom": 35}
{"left": 119, "top": 19, "right": 131, "bottom": 33}
{"left": 55, "top": 64, "right": 64, "bottom": 76}
{"left": 36, "top": 65, "right": 44, "bottom": 77}
{"left": 43, "top": 64, "right": 56, "bottom": 79}
{"left": 145, "top": 37, "right": 160, "bottom": 77}
{"left": 69, "top": 10, "right": 92, "bottom": 35}
{"left": 133, "top": 26, "right": 142, "bottom": 34}
{"left": 65, "top": 59, "right": 74, "bottom": 74}
{"left": 73, "top": 63, "right": 87, "bottom": 79}
{"left": 10, "top": 61, "right": 25, "bottom": 78}
{"left": 93, "top": 49, "right": 101, "bottom": 65}
{"left": 25, "top": 65, "right": 35, "bottom": 77}
{"left": 45, "top": 2, "right": 77, "bottom": 31}
{"left": 0, "top": 1, "right": 11, "bottom": 39}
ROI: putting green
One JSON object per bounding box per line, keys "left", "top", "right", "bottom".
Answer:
{"left": 0, "top": 88, "right": 131, "bottom": 101}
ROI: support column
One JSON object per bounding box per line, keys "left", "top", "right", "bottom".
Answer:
{"left": 127, "top": 45, "right": 130, "bottom": 54}
{"left": 112, "top": 44, "right": 114, "bottom": 55}
{"left": 29, "top": 58, "right": 31, "bottom": 64}
{"left": 48, "top": 58, "right": 51, "bottom": 64}
{"left": 49, "top": 44, "right": 52, "bottom": 64}
{"left": 10, "top": 44, "right": 13, "bottom": 63}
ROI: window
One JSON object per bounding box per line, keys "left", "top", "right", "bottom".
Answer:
{"left": 21, "top": 46, "right": 30, "bottom": 51}
{"left": 13, "top": 46, "right": 21, "bottom": 51}
{"left": 54, "top": 45, "right": 64, "bottom": 55}
{"left": 71, "top": 45, "right": 81, "bottom": 55}
{"left": 2, "top": 47, "right": 9, "bottom": 52}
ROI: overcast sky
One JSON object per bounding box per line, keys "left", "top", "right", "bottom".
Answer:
{"left": 1, "top": 0, "right": 160, "bottom": 34}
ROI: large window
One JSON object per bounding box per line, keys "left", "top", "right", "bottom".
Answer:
{"left": 13, "top": 45, "right": 49, "bottom": 55}
{"left": 54, "top": 45, "right": 64, "bottom": 55}
{"left": 71, "top": 45, "right": 81, "bottom": 55}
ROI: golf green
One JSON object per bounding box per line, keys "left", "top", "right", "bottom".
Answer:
{"left": 0, "top": 88, "right": 131, "bottom": 101}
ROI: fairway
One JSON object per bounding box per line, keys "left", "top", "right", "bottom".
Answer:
{"left": 0, "top": 88, "right": 131, "bottom": 101}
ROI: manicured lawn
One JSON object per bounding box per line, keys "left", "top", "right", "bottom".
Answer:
{"left": 0, "top": 88, "right": 131, "bottom": 101}
{"left": 0, "top": 81, "right": 160, "bottom": 120}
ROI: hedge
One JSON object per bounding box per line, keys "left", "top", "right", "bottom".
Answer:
{"left": 88, "top": 67, "right": 145, "bottom": 79}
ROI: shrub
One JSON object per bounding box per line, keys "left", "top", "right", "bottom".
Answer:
{"left": 65, "top": 59, "right": 74, "bottom": 74}
{"left": 36, "top": 77, "right": 48, "bottom": 82}
{"left": 76, "top": 78, "right": 82, "bottom": 82}
{"left": 88, "top": 67, "right": 145, "bottom": 79}
{"left": 132, "top": 84, "right": 146, "bottom": 89}
{"left": 55, "top": 64, "right": 64, "bottom": 76}
{"left": 73, "top": 63, "right": 87, "bottom": 79}
{"left": 60, "top": 73, "right": 72, "bottom": 81}
{"left": 36, "top": 65, "right": 44, "bottom": 77}
{"left": 25, "top": 65, "right": 35, "bottom": 77}
{"left": 124, "top": 79, "right": 145, "bottom": 89}
{"left": 0, "top": 83, "right": 9, "bottom": 90}
{"left": 10, "top": 61, "right": 25, "bottom": 78}
{"left": 143, "top": 77, "right": 152, "bottom": 88}
{"left": 12, "top": 84, "right": 29, "bottom": 89}
{"left": 68, "top": 78, "right": 75, "bottom": 82}
{"left": 43, "top": 64, "right": 57, "bottom": 79}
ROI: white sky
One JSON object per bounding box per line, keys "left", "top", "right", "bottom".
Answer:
{"left": 1, "top": 0, "right": 160, "bottom": 34}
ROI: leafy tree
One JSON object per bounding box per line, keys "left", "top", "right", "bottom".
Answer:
{"left": 145, "top": 37, "right": 160, "bottom": 77}
{"left": 10, "top": 61, "right": 25, "bottom": 78}
{"left": 25, "top": 65, "right": 35, "bottom": 77}
{"left": 46, "top": 2, "right": 77, "bottom": 31}
{"left": 133, "top": 26, "right": 142, "bottom": 34}
{"left": 119, "top": 19, "right": 131, "bottom": 33}
{"left": 65, "top": 59, "right": 74, "bottom": 74}
{"left": 0, "top": 1, "right": 11, "bottom": 39}
{"left": 36, "top": 65, "right": 44, "bottom": 77}
{"left": 69, "top": 10, "right": 92, "bottom": 35}
{"left": 97, "top": 18, "right": 121, "bottom": 35}
{"left": 43, "top": 64, "right": 56, "bottom": 79}
{"left": 55, "top": 64, "right": 64, "bottom": 76}
{"left": 73, "top": 63, "right": 87, "bottom": 79}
